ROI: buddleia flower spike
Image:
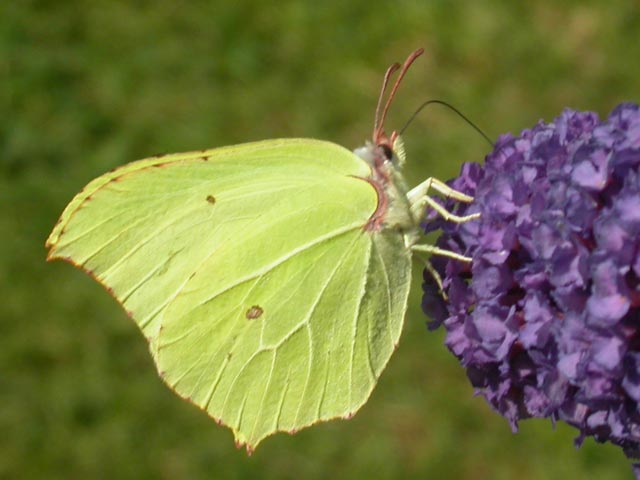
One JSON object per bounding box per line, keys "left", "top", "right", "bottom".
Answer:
{"left": 423, "top": 103, "right": 640, "bottom": 478}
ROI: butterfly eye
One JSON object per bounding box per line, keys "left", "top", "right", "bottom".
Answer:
{"left": 380, "top": 143, "right": 393, "bottom": 161}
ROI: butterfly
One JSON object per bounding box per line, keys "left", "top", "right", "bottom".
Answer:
{"left": 46, "top": 49, "right": 478, "bottom": 452}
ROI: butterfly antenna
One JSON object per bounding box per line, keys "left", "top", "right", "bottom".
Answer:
{"left": 373, "top": 62, "right": 400, "bottom": 141}
{"left": 399, "top": 99, "right": 493, "bottom": 147}
{"left": 375, "top": 48, "right": 424, "bottom": 142}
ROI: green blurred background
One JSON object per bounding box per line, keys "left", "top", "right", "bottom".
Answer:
{"left": 3, "top": 1, "right": 639, "bottom": 479}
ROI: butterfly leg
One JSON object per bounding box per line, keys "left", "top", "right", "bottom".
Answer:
{"left": 408, "top": 177, "right": 480, "bottom": 223}
{"left": 411, "top": 244, "right": 473, "bottom": 300}
{"left": 408, "top": 177, "right": 474, "bottom": 203}
{"left": 411, "top": 244, "right": 473, "bottom": 262}
{"left": 420, "top": 255, "right": 447, "bottom": 300}
{"left": 408, "top": 177, "right": 479, "bottom": 299}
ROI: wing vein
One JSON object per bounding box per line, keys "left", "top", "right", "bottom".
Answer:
{"left": 291, "top": 232, "right": 363, "bottom": 423}
{"left": 275, "top": 368, "right": 291, "bottom": 430}
{"left": 248, "top": 349, "right": 277, "bottom": 442}
{"left": 374, "top": 238, "right": 394, "bottom": 354}
{"left": 182, "top": 222, "right": 365, "bottom": 318}
{"left": 348, "top": 237, "right": 374, "bottom": 406}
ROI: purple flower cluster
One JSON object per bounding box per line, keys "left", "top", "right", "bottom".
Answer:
{"left": 422, "top": 103, "right": 640, "bottom": 468}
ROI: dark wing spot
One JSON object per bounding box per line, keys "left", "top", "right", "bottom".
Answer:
{"left": 206, "top": 195, "right": 216, "bottom": 204}
{"left": 245, "top": 305, "right": 263, "bottom": 320}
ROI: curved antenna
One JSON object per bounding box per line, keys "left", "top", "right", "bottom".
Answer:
{"left": 373, "top": 62, "right": 400, "bottom": 141}
{"left": 399, "top": 99, "right": 493, "bottom": 146}
{"left": 374, "top": 48, "right": 424, "bottom": 142}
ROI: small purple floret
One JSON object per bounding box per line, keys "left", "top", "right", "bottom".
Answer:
{"left": 422, "top": 103, "right": 640, "bottom": 474}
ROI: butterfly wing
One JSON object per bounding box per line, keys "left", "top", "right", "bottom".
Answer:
{"left": 46, "top": 138, "right": 411, "bottom": 450}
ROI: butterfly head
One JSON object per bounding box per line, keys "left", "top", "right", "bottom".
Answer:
{"left": 353, "top": 134, "right": 406, "bottom": 171}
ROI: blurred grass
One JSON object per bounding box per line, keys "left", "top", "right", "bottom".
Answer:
{"left": 3, "top": 1, "right": 639, "bottom": 479}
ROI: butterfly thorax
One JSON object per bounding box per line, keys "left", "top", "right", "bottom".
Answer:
{"left": 353, "top": 141, "right": 417, "bottom": 238}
